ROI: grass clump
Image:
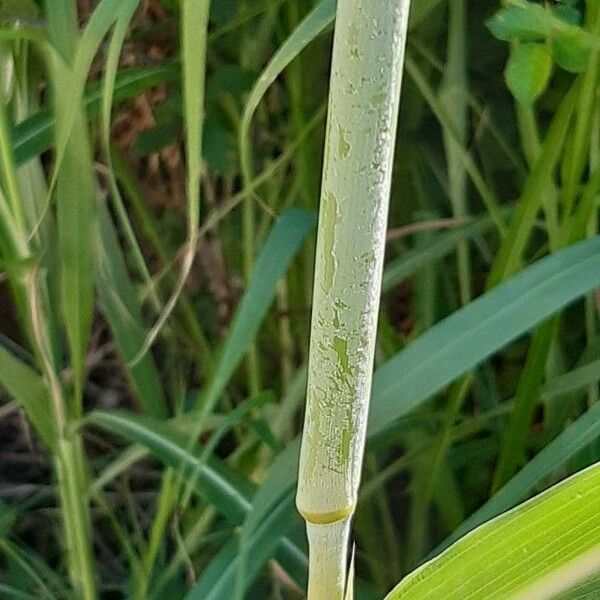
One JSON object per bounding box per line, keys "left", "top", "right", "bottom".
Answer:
{"left": 0, "top": 1, "right": 600, "bottom": 599}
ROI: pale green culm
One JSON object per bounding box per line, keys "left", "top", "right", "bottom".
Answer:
{"left": 296, "top": 0, "right": 412, "bottom": 597}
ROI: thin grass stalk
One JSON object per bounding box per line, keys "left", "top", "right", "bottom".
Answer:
{"left": 41, "top": 3, "right": 100, "bottom": 596}
{"left": 403, "top": 55, "right": 506, "bottom": 237}
{"left": 137, "top": 0, "right": 211, "bottom": 582}
{"left": 43, "top": 0, "right": 97, "bottom": 410}
{"left": 296, "top": 1, "right": 412, "bottom": 597}
{"left": 439, "top": 0, "right": 470, "bottom": 305}
{"left": 561, "top": 2, "right": 600, "bottom": 216}
{"left": 0, "top": 99, "right": 96, "bottom": 598}
{"left": 239, "top": 112, "right": 260, "bottom": 399}
{"left": 130, "top": 0, "right": 210, "bottom": 364}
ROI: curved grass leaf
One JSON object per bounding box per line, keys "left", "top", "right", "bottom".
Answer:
{"left": 236, "top": 0, "right": 334, "bottom": 397}
{"left": 85, "top": 410, "right": 251, "bottom": 523}
{"left": 94, "top": 204, "right": 167, "bottom": 418}
{"left": 185, "top": 492, "right": 299, "bottom": 600}
{"left": 130, "top": 0, "right": 211, "bottom": 362}
{"left": 369, "top": 234, "right": 600, "bottom": 439}
{"left": 194, "top": 208, "right": 316, "bottom": 416}
{"left": 385, "top": 462, "right": 600, "bottom": 599}
{"left": 0, "top": 345, "right": 54, "bottom": 448}
{"left": 434, "top": 397, "right": 600, "bottom": 555}
{"left": 90, "top": 209, "right": 315, "bottom": 590}
{"left": 99, "top": 0, "right": 158, "bottom": 308}
{"left": 12, "top": 63, "right": 178, "bottom": 165}
{"left": 382, "top": 211, "right": 504, "bottom": 292}
{"left": 238, "top": 0, "right": 438, "bottom": 147}
{"left": 239, "top": 0, "right": 439, "bottom": 144}
{"left": 239, "top": 0, "right": 335, "bottom": 152}
{"left": 84, "top": 410, "right": 308, "bottom": 585}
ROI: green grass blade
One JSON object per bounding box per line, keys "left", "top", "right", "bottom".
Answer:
{"left": 0, "top": 343, "right": 55, "bottom": 448}
{"left": 561, "top": 9, "right": 600, "bottom": 213}
{"left": 422, "top": 375, "right": 473, "bottom": 512}
{"left": 543, "top": 356, "right": 600, "bottom": 399}
{"left": 0, "top": 537, "right": 69, "bottom": 599}
{"left": 238, "top": 2, "right": 334, "bottom": 393}
{"left": 404, "top": 55, "right": 506, "bottom": 236}
{"left": 194, "top": 208, "right": 316, "bottom": 416}
{"left": 94, "top": 204, "right": 167, "bottom": 418}
{"left": 487, "top": 85, "right": 578, "bottom": 286}
{"left": 43, "top": 0, "right": 98, "bottom": 409}
{"left": 85, "top": 410, "right": 251, "bottom": 521}
{"left": 492, "top": 320, "right": 557, "bottom": 490}
{"left": 181, "top": 0, "right": 207, "bottom": 235}
{"left": 0, "top": 99, "right": 26, "bottom": 236}
{"left": 38, "top": 0, "right": 140, "bottom": 399}
{"left": 132, "top": 0, "right": 210, "bottom": 362}
{"left": 110, "top": 147, "right": 214, "bottom": 375}
{"left": 382, "top": 210, "right": 508, "bottom": 292}
{"left": 408, "top": 0, "right": 444, "bottom": 30}
{"left": 0, "top": 98, "right": 30, "bottom": 258}
{"left": 238, "top": 437, "right": 302, "bottom": 598}
{"left": 178, "top": 208, "right": 314, "bottom": 506}
{"left": 99, "top": 0, "right": 158, "bottom": 308}
{"left": 46, "top": 0, "right": 141, "bottom": 186}
{"left": 185, "top": 492, "right": 299, "bottom": 600}
{"left": 0, "top": 540, "right": 58, "bottom": 600}
{"left": 51, "top": 112, "right": 95, "bottom": 409}
{"left": 239, "top": 0, "right": 335, "bottom": 179}
{"left": 12, "top": 63, "right": 178, "bottom": 165}
{"left": 84, "top": 409, "right": 308, "bottom": 580}
{"left": 438, "top": 0, "right": 470, "bottom": 304}
{"left": 385, "top": 462, "right": 600, "bottom": 599}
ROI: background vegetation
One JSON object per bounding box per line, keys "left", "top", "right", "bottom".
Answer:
{"left": 1, "top": 0, "right": 600, "bottom": 598}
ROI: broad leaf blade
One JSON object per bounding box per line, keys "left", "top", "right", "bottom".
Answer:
{"left": 505, "top": 43, "right": 553, "bottom": 105}
{"left": 385, "top": 462, "right": 600, "bottom": 599}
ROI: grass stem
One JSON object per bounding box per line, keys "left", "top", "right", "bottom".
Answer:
{"left": 296, "top": 0, "right": 412, "bottom": 595}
